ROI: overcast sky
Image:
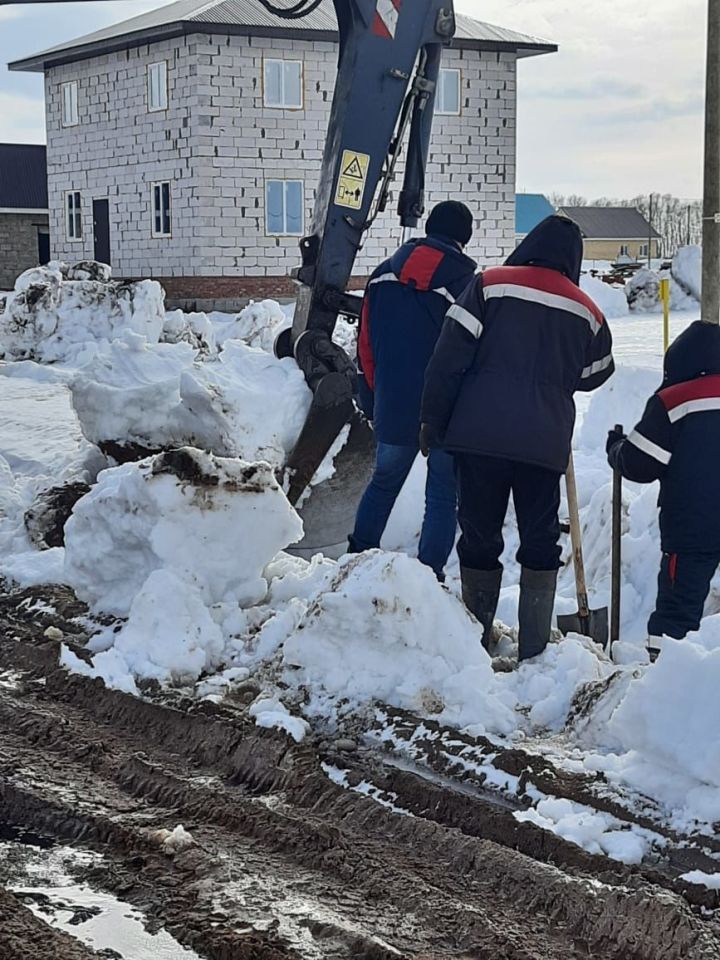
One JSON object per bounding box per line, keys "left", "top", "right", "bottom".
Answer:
{"left": 0, "top": 0, "right": 709, "bottom": 199}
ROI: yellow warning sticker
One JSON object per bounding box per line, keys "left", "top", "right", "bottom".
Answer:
{"left": 334, "top": 149, "right": 370, "bottom": 210}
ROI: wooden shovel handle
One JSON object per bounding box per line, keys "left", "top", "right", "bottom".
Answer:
{"left": 565, "top": 452, "right": 590, "bottom": 618}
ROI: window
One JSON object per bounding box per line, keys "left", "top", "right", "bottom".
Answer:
{"left": 639, "top": 243, "right": 649, "bottom": 258}
{"left": 61, "top": 81, "right": 79, "bottom": 127}
{"left": 436, "top": 68, "right": 461, "bottom": 115}
{"left": 152, "top": 182, "right": 171, "bottom": 237}
{"left": 147, "top": 61, "right": 168, "bottom": 112}
{"left": 66, "top": 191, "right": 82, "bottom": 240}
{"left": 264, "top": 59, "right": 303, "bottom": 109}
{"left": 266, "top": 180, "right": 304, "bottom": 235}
{"left": 619, "top": 244, "right": 630, "bottom": 257}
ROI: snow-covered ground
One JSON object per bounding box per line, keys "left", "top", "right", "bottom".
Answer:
{"left": 0, "top": 260, "right": 718, "bottom": 872}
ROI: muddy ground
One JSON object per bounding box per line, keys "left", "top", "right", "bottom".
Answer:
{"left": 1, "top": 581, "right": 720, "bottom": 959}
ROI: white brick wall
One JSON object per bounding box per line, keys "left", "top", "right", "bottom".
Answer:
{"left": 46, "top": 33, "right": 517, "bottom": 278}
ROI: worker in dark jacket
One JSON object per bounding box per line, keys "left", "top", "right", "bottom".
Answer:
{"left": 421, "top": 215, "right": 614, "bottom": 659}
{"left": 607, "top": 320, "right": 720, "bottom": 660}
{"left": 349, "top": 201, "right": 476, "bottom": 579}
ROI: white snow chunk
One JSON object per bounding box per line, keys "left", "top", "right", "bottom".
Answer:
{"left": 149, "top": 824, "right": 196, "bottom": 854}
{"left": 672, "top": 245, "right": 701, "bottom": 301}
{"left": 282, "top": 552, "right": 517, "bottom": 735}
{"left": 64, "top": 449, "right": 304, "bottom": 617}
{"left": 680, "top": 870, "right": 720, "bottom": 889}
{"left": 249, "top": 695, "right": 310, "bottom": 742}
{"left": 580, "top": 276, "right": 628, "bottom": 319}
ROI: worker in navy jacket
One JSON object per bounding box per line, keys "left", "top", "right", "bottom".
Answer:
{"left": 349, "top": 201, "right": 476, "bottom": 579}
{"left": 607, "top": 320, "right": 720, "bottom": 660}
{"left": 421, "top": 215, "right": 614, "bottom": 660}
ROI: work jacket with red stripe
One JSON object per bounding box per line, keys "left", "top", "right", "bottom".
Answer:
{"left": 609, "top": 320, "right": 720, "bottom": 553}
{"left": 357, "top": 235, "right": 476, "bottom": 446}
{"left": 422, "top": 216, "right": 614, "bottom": 473}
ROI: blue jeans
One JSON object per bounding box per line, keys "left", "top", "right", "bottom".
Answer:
{"left": 349, "top": 442, "right": 458, "bottom": 577}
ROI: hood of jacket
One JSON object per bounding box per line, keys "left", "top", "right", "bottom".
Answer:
{"left": 663, "top": 320, "right": 720, "bottom": 387}
{"left": 505, "top": 215, "right": 584, "bottom": 285}
{"left": 389, "top": 235, "right": 476, "bottom": 290}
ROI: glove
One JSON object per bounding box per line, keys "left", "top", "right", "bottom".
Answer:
{"left": 419, "top": 422, "right": 439, "bottom": 458}
{"left": 606, "top": 426, "right": 626, "bottom": 456}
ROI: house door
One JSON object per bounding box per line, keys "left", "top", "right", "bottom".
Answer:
{"left": 92, "top": 199, "right": 111, "bottom": 266}
{"left": 37, "top": 228, "right": 50, "bottom": 265}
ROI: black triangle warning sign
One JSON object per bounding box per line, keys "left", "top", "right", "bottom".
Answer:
{"left": 342, "top": 156, "right": 365, "bottom": 179}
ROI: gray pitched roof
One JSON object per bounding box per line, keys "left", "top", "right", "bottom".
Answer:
{"left": 0, "top": 143, "right": 48, "bottom": 210}
{"left": 560, "top": 206, "right": 662, "bottom": 241}
{"left": 9, "top": 0, "right": 556, "bottom": 72}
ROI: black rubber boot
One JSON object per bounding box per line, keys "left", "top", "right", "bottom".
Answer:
{"left": 461, "top": 566, "right": 503, "bottom": 651}
{"left": 518, "top": 568, "right": 558, "bottom": 662}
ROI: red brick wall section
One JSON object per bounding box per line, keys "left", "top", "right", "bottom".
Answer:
{"left": 123, "top": 276, "right": 371, "bottom": 301}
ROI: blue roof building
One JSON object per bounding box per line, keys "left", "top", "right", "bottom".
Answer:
{"left": 516, "top": 193, "right": 555, "bottom": 237}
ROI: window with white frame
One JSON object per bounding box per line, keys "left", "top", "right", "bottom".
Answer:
{"left": 436, "top": 68, "right": 461, "bottom": 115}
{"left": 152, "top": 182, "right": 171, "bottom": 237}
{"left": 266, "top": 180, "right": 304, "bottom": 235}
{"left": 264, "top": 59, "right": 303, "bottom": 109}
{"left": 66, "top": 191, "right": 82, "bottom": 240}
{"left": 147, "top": 61, "right": 168, "bottom": 112}
{"left": 619, "top": 244, "right": 630, "bottom": 257}
{"left": 61, "top": 81, "right": 79, "bottom": 126}
{"left": 639, "top": 243, "right": 649, "bottom": 258}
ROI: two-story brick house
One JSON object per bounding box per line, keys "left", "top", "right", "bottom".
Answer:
{"left": 11, "top": 0, "right": 555, "bottom": 310}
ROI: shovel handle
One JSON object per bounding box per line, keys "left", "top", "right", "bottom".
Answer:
{"left": 565, "top": 452, "right": 590, "bottom": 618}
{"left": 610, "top": 424, "right": 623, "bottom": 651}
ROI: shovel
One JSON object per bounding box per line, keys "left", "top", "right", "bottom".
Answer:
{"left": 609, "top": 424, "right": 624, "bottom": 660}
{"left": 558, "top": 451, "right": 609, "bottom": 647}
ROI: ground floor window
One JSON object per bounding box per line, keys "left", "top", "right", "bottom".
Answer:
{"left": 265, "top": 180, "right": 304, "bottom": 236}
{"left": 66, "top": 191, "right": 82, "bottom": 240}
{"left": 619, "top": 244, "right": 630, "bottom": 257}
{"left": 152, "top": 182, "right": 171, "bottom": 237}
{"left": 639, "top": 243, "right": 649, "bottom": 258}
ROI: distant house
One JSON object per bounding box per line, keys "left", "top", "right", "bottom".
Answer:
{"left": 9, "top": 0, "right": 556, "bottom": 310}
{"left": 515, "top": 193, "right": 554, "bottom": 241}
{"left": 558, "top": 206, "right": 662, "bottom": 263}
{"left": 0, "top": 144, "right": 49, "bottom": 290}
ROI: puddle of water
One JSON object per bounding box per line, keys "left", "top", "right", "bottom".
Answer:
{"left": 19, "top": 882, "right": 201, "bottom": 959}
{"left": 0, "top": 839, "right": 200, "bottom": 959}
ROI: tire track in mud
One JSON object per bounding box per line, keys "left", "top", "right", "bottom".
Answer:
{"left": 1, "top": 595, "right": 720, "bottom": 958}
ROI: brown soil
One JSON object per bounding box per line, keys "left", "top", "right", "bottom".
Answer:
{"left": 0, "top": 582, "right": 719, "bottom": 959}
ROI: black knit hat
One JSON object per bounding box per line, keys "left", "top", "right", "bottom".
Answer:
{"left": 426, "top": 200, "right": 474, "bottom": 247}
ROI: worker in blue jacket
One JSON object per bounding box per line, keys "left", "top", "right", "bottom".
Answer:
{"left": 607, "top": 320, "right": 720, "bottom": 660}
{"left": 421, "top": 215, "right": 614, "bottom": 659}
{"left": 349, "top": 201, "right": 476, "bottom": 580}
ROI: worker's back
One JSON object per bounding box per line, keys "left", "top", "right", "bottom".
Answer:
{"left": 422, "top": 215, "right": 614, "bottom": 473}
{"left": 358, "top": 234, "right": 475, "bottom": 446}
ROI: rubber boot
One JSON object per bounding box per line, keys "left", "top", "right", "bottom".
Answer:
{"left": 647, "top": 636, "right": 663, "bottom": 663}
{"left": 518, "top": 567, "right": 558, "bottom": 662}
{"left": 461, "top": 566, "right": 503, "bottom": 651}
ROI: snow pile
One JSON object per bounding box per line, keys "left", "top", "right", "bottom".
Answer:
{"left": 580, "top": 276, "right": 628, "bottom": 319}
{"left": 281, "top": 551, "right": 518, "bottom": 736}
{"left": 70, "top": 336, "right": 311, "bottom": 467}
{"left": 515, "top": 796, "right": 654, "bottom": 864}
{"left": 0, "top": 264, "right": 165, "bottom": 363}
{"left": 249, "top": 695, "right": 310, "bottom": 742}
{"left": 211, "top": 299, "right": 290, "bottom": 353}
{"left": 672, "top": 245, "right": 701, "bottom": 301}
{"left": 626, "top": 266, "right": 697, "bottom": 313}
{"left": 65, "top": 448, "right": 303, "bottom": 616}
{"left": 0, "top": 375, "right": 105, "bottom": 586}
{"left": 161, "top": 310, "right": 217, "bottom": 354}
{"left": 584, "top": 636, "right": 720, "bottom": 826}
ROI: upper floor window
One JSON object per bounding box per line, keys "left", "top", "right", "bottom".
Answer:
{"left": 264, "top": 59, "right": 303, "bottom": 109}
{"left": 436, "top": 68, "right": 461, "bottom": 115}
{"left": 148, "top": 61, "right": 168, "bottom": 112}
{"left": 266, "top": 179, "right": 304, "bottom": 236}
{"left": 152, "top": 181, "right": 171, "bottom": 237}
{"left": 61, "top": 81, "right": 79, "bottom": 127}
{"left": 66, "top": 191, "right": 82, "bottom": 240}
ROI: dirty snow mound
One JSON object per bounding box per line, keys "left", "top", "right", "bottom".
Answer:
{"left": 282, "top": 552, "right": 518, "bottom": 736}
{"left": 0, "top": 263, "right": 164, "bottom": 363}
{"left": 64, "top": 447, "right": 304, "bottom": 617}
